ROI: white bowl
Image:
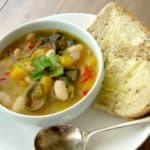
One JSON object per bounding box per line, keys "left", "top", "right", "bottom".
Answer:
{"left": 0, "top": 19, "right": 104, "bottom": 126}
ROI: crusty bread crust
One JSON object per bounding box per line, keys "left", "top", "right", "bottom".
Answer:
{"left": 127, "top": 104, "right": 150, "bottom": 118}
{"left": 88, "top": 2, "right": 150, "bottom": 36}
{"left": 95, "top": 102, "right": 150, "bottom": 119}
{"left": 101, "top": 2, "right": 150, "bottom": 33}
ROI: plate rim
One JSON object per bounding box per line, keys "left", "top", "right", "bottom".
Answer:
{"left": 0, "top": 13, "right": 149, "bottom": 150}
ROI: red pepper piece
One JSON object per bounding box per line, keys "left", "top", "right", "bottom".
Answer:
{"left": 82, "top": 90, "right": 88, "bottom": 96}
{"left": 26, "top": 42, "right": 35, "bottom": 49}
{"left": 0, "top": 72, "right": 10, "bottom": 82}
{"left": 4, "top": 72, "right": 10, "bottom": 76}
{"left": 0, "top": 76, "right": 6, "bottom": 81}
{"left": 81, "top": 66, "right": 93, "bottom": 82}
{"left": 47, "top": 43, "right": 52, "bottom": 48}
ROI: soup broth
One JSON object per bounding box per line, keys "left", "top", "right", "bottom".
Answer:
{"left": 0, "top": 30, "right": 97, "bottom": 115}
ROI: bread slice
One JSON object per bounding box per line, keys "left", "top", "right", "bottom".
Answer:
{"left": 87, "top": 2, "right": 150, "bottom": 118}
{"left": 87, "top": 2, "right": 150, "bottom": 61}
{"left": 95, "top": 45, "right": 150, "bottom": 118}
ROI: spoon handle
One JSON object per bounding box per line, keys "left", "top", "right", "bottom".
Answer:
{"left": 88, "top": 117, "right": 150, "bottom": 138}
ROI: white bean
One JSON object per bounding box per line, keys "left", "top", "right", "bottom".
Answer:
{"left": 67, "top": 44, "right": 83, "bottom": 52}
{"left": 67, "top": 44, "right": 83, "bottom": 60}
{"left": 54, "top": 80, "right": 68, "bottom": 101}
{"left": 12, "top": 96, "right": 25, "bottom": 112}
{"left": 70, "top": 50, "right": 80, "bottom": 60}
{"left": 0, "top": 92, "right": 13, "bottom": 108}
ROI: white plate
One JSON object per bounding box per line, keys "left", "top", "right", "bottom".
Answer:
{"left": 0, "top": 13, "right": 150, "bottom": 150}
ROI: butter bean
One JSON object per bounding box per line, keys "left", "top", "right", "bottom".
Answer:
{"left": 54, "top": 80, "right": 68, "bottom": 101}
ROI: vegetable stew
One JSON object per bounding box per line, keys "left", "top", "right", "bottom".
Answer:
{"left": 0, "top": 30, "right": 97, "bottom": 115}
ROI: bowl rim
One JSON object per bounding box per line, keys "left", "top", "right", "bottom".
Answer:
{"left": 0, "top": 18, "right": 104, "bottom": 119}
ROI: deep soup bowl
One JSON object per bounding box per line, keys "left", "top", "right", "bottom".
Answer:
{"left": 0, "top": 19, "right": 104, "bottom": 126}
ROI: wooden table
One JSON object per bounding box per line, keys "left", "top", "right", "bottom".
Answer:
{"left": 0, "top": 0, "right": 149, "bottom": 149}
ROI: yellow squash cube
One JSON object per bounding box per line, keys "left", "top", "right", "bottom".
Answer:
{"left": 40, "top": 75, "right": 53, "bottom": 94}
{"left": 59, "top": 55, "right": 74, "bottom": 68}
{"left": 10, "top": 66, "right": 28, "bottom": 81}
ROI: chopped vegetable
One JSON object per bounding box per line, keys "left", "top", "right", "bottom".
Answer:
{"left": 48, "top": 66, "right": 64, "bottom": 77}
{"left": 48, "top": 32, "right": 63, "bottom": 42}
{"left": 82, "top": 90, "right": 88, "bottom": 96}
{"left": 10, "top": 66, "right": 28, "bottom": 81}
{"left": 0, "top": 72, "right": 10, "bottom": 82}
{"left": 58, "top": 76, "right": 70, "bottom": 84}
{"left": 67, "top": 39, "right": 76, "bottom": 47}
{"left": 65, "top": 69, "right": 78, "bottom": 81}
{"left": 66, "top": 44, "right": 83, "bottom": 61}
{"left": 81, "top": 66, "right": 93, "bottom": 82}
{"left": 89, "top": 55, "right": 97, "bottom": 67}
{"left": 69, "top": 49, "right": 80, "bottom": 60}
{"left": 31, "top": 53, "right": 64, "bottom": 79}
{"left": 30, "top": 70, "right": 45, "bottom": 80}
{"left": 51, "top": 41, "right": 59, "bottom": 51}
{"left": 32, "top": 53, "right": 58, "bottom": 70}
{"left": 46, "top": 43, "right": 52, "bottom": 49}
{"left": 13, "top": 48, "right": 22, "bottom": 58}
{"left": 25, "top": 76, "right": 31, "bottom": 83}
{"left": 26, "top": 42, "right": 35, "bottom": 49}
{"left": 0, "top": 76, "right": 6, "bottom": 81}
{"left": 48, "top": 33, "right": 67, "bottom": 53}
{"left": 57, "top": 39, "right": 67, "bottom": 50}
{"left": 40, "top": 76, "right": 53, "bottom": 94}
{"left": 59, "top": 55, "right": 74, "bottom": 68}
{"left": 19, "top": 80, "right": 28, "bottom": 87}
{"left": 81, "top": 79, "right": 93, "bottom": 91}
{"left": 32, "top": 48, "right": 48, "bottom": 58}
{"left": 12, "top": 96, "right": 25, "bottom": 112}
{"left": 68, "top": 84, "right": 75, "bottom": 100}
{"left": 24, "top": 62, "right": 34, "bottom": 72}
{"left": 4, "top": 72, "right": 10, "bottom": 76}
{"left": 66, "top": 44, "right": 83, "bottom": 53}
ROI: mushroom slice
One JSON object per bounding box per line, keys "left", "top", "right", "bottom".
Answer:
{"left": 25, "top": 81, "right": 46, "bottom": 111}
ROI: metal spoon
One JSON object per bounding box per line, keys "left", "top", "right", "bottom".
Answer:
{"left": 34, "top": 117, "right": 150, "bottom": 150}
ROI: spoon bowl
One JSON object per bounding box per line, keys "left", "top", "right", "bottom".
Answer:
{"left": 34, "top": 117, "right": 150, "bottom": 150}
{"left": 35, "top": 125, "right": 87, "bottom": 150}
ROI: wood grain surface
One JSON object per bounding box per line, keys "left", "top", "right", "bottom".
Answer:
{"left": 0, "top": 0, "right": 149, "bottom": 149}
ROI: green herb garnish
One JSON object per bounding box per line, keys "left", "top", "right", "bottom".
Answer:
{"left": 31, "top": 53, "right": 64, "bottom": 79}
{"left": 30, "top": 70, "right": 45, "bottom": 80}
